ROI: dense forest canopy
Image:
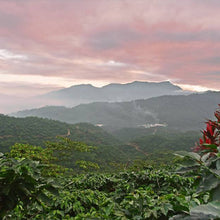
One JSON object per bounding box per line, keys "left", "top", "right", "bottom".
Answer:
{"left": 0, "top": 114, "right": 202, "bottom": 167}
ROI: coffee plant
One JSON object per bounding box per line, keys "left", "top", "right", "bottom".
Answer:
{"left": 1, "top": 105, "right": 220, "bottom": 219}
{"left": 0, "top": 153, "right": 58, "bottom": 218}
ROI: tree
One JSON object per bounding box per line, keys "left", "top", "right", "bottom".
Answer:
{"left": 7, "top": 137, "right": 99, "bottom": 175}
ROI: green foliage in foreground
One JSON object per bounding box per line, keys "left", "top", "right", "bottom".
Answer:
{"left": 1, "top": 106, "right": 220, "bottom": 219}
{"left": 1, "top": 147, "right": 220, "bottom": 219}
{"left": 0, "top": 153, "right": 58, "bottom": 218}
{"left": 6, "top": 137, "right": 100, "bottom": 175}
{"left": 172, "top": 150, "right": 220, "bottom": 219}
{"left": 2, "top": 148, "right": 220, "bottom": 219}
{"left": 4, "top": 167, "right": 201, "bottom": 219}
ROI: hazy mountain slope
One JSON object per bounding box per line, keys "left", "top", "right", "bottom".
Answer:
{"left": 40, "top": 81, "right": 182, "bottom": 106}
{"left": 13, "top": 91, "right": 220, "bottom": 131}
{"left": 0, "top": 81, "right": 183, "bottom": 114}
{"left": 130, "top": 130, "right": 200, "bottom": 152}
{"left": 135, "top": 91, "right": 220, "bottom": 130}
{"left": 0, "top": 114, "right": 119, "bottom": 153}
{"left": 13, "top": 102, "right": 156, "bottom": 128}
{"left": 109, "top": 126, "right": 201, "bottom": 146}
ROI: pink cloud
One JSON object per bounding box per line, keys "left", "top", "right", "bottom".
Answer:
{"left": 0, "top": 0, "right": 220, "bottom": 94}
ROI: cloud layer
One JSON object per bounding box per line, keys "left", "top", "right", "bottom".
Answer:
{"left": 0, "top": 0, "right": 220, "bottom": 96}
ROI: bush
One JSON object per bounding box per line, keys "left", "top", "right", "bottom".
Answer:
{"left": 0, "top": 153, "right": 58, "bottom": 218}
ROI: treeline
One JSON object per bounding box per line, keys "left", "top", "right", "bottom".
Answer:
{"left": 0, "top": 114, "right": 202, "bottom": 168}
{"left": 0, "top": 114, "right": 118, "bottom": 152}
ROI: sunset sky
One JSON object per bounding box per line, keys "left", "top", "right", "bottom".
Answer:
{"left": 0, "top": 0, "right": 220, "bottom": 96}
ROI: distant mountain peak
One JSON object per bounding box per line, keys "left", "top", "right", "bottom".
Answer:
{"left": 102, "top": 83, "right": 123, "bottom": 88}
{"left": 159, "top": 80, "right": 172, "bottom": 84}
{"left": 35, "top": 80, "right": 184, "bottom": 109}
{"left": 66, "top": 84, "right": 95, "bottom": 90}
{"left": 49, "top": 81, "right": 181, "bottom": 92}
{"left": 101, "top": 80, "right": 180, "bottom": 88}
{"left": 71, "top": 84, "right": 94, "bottom": 88}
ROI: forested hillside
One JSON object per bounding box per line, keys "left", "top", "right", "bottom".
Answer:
{"left": 0, "top": 114, "right": 202, "bottom": 168}
{"left": 130, "top": 130, "right": 200, "bottom": 153}
{"left": 14, "top": 91, "right": 220, "bottom": 130}
{"left": 0, "top": 114, "right": 119, "bottom": 153}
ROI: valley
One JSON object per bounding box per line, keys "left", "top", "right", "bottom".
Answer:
{"left": 13, "top": 91, "right": 220, "bottom": 131}
{"left": 0, "top": 113, "right": 201, "bottom": 169}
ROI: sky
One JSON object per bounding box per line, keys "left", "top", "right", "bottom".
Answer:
{"left": 0, "top": 0, "right": 220, "bottom": 97}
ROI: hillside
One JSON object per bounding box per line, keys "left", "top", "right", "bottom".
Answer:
{"left": 0, "top": 114, "right": 119, "bottom": 153}
{"left": 14, "top": 91, "right": 220, "bottom": 131}
{"left": 109, "top": 127, "right": 201, "bottom": 165}
{"left": 130, "top": 130, "right": 200, "bottom": 153}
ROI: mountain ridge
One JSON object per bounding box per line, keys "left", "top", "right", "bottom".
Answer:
{"left": 39, "top": 80, "right": 183, "bottom": 106}
{"left": 0, "top": 80, "right": 190, "bottom": 114}
{"left": 13, "top": 91, "right": 220, "bottom": 131}
{"left": 46, "top": 80, "right": 181, "bottom": 92}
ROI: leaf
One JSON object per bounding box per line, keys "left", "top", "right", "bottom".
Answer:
{"left": 38, "top": 193, "right": 52, "bottom": 205}
{"left": 190, "top": 201, "right": 220, "bottom": 218}
{"left": 210, "top": 169, "right": 220, "bottom": 177}
{"left": 46, "top": 185, "right": 59, "bottom": 196}
{"left": 201, "top": 153, "right": 211, "bottom": 163}
{"left": 216, "top": 159, "right": 220, "bottom": 170}
{"left": 174, "top": 151, "right": 201, "bottom": 161}
{"left": 161, "top": 203, "right": 173, "bottom": 216}
{"left": 203, "top": 144, "right": 218, "bottom": 150}
{"left": 197, "top": 174, "right": 219, "bottom": 193}
{"left": 212, "top": 185, "right": 220, "bottom": 201}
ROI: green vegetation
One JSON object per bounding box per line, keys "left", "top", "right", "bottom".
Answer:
{"left": 0, "top": 105, "right": 220, "bottom": 219}
{"left": 0, "top": 114, "right": 202, "bottom": 168}
{"left": 110, "top": 128, "right": 201, "bottom": 166}
{"left": 0, "top": 115, "right": 128, "bottom": 170}
{"left": 0, "top": 114, "right": 119, "bottom": 153}
{"left": 6, "top": 137, "right": 100, "bottom": 175}
{"left": 131, "top": 130, "right": 200, "bottom": 153}
{"left": 2, "top": 167, "right": 200, "bottom": 219}
{"left": 1, "top": 152, "right": 219, "bottom": 219}
{"left": 0, "top": 153, "right": 58, "bottom": 218}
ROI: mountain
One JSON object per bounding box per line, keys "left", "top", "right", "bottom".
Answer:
{"left": 0, "top": 114, "right": 119, "bottom": 153}
{"left": 13, "top": 91, "right": 220, "bottom": 131}
{"left": 39, "top": 81, "right": 183, "bottom": 106}
{"left": 0, "top": 81, "right": 184, "bottom": 114}
{"left": 0, "top": 114, "right": 151, "bottom": 166}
